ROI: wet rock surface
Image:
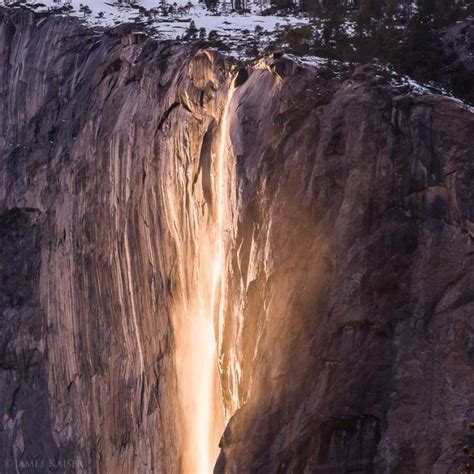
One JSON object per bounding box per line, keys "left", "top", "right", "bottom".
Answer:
{"left": 1, "top": 8, "right": 473, "bottom": 473}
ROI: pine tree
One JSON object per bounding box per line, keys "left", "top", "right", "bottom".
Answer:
{"left": 79, "top": 4, "right": 92, "bottom": 16}
{"left": 184, "top": 20, "right": 198, "bottom": 39}
{"left": 204, "top": 0, "right": 218, "bottom": 12}
{"left": 418, "top": 0, "right": 436, "bottom": 18}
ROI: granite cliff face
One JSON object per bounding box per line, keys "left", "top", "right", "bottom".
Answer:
{"left": 1, "top": 9, "right": 473, "bottom": 473}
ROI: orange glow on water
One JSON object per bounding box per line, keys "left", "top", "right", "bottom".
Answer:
{"left": 173, "top": 79, "right": 236, "bottom": 473}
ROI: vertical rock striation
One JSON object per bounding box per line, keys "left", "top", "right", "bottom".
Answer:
{"left": 0, "top": 10, "right": 231, "bottom": 472}
{"left": 1, "top": 9, "right": 473, "bottom": 473}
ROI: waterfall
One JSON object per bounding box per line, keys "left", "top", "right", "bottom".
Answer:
{"left": 169, "top": 77, "right": 237, "bottom": 474}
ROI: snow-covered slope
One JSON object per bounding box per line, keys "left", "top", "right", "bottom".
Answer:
{"left": 0, "top": 0, "right": 309, "bottom": 56}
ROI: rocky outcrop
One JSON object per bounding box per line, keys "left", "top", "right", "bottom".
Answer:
{"left": 216, "top": 64, "right": 474, "bottom": 473}
{"left": 1, "top": 8, "right": 473, "bottom": 473}
{"left": 0, "top": 9, "right": 224, "bottom": 472}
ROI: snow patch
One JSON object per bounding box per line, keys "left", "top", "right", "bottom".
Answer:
{"left": 0, "top": 0, "right": 309, "bottom": 56}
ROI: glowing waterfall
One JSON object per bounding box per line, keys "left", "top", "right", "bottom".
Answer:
{"left": 173, "top": 78, "right": 236, "bottom": 474}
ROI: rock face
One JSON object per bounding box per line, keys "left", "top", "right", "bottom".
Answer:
{"left": 1, "top": 9, "right": 473, "bottom": 474}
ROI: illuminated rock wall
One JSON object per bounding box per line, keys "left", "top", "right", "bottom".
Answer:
{"left": 1, "top": 9, "right": 473, "bottom": 473}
